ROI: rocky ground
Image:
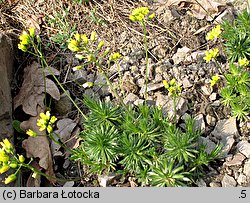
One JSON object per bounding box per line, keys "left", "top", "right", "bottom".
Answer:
{"left": 0, "top": 0, "right": 250, "bottom": 187}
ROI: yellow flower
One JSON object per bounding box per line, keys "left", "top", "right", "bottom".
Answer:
{"left": 238, "top": 58, "right": 249, "bottom": 67}
{"left": 210, "top": 75, "right": 220, "bottom": 87}
{"left": 206, "top": 25, "right": 221, "bottom": 41}
{"left": 148, "top": 12, "right": 155, "bottom": 20}
{"left": 18, "top": 43, "right": 28, "bottom": 52}
{"left": 19, "top": 31, "right": 30, "bottom": 45}
{"left": 72, "top": 65, "right": 83, "bottom": 71}
{"left": 0, "top": 149, "right": 9, "bottom": 163}
{"left": 130, "top": 7, "right": 149, "bottom": 22}
{"left": 18, "top": 155, "right": 25, "bottom": 163}
{"left": 32, "top": 172, "right": 39, "bottom": 179}
{"left": 82, "top": 82, "right": 94, "bottom": 88}
{"left": 4, "top": 174, "right": 16, "bottom": 184}
{"left": 87, "top": 54, "right": 94, "bottom": 62}
{"left": 68, "top": 39, "right": 80, "bottom": 52}
{"left": 0, "top": 165, "right": 10, "bottom": 174}
{"left": 81, "top": 34, "right": 88, "bottom": 45}
{"left": 26, "top": 129, "right": 38, "bottom": 137}
{"left": 97, "top": 40, "right": 105, "bottom": 50}
{"left": 75, "top": 54, "right": 84, "bottom": 60}
{"left": 47, "top": 125, "right": 53, "bottom": 133}
{"left": 162, "top": 80, "right": 169, "bottom": 89}
{"left": 40, "top": 111, "right": 50, "bottom": 121}
{"left": 28, "top": 27, "right": 35, "bottom": 38}
{"left": 50, "top": 116, "right": 57, "bottom": 124}
{"left": 0, "top": 139, "right": 13, "bottom": 153}
{"left": 90, "top": 31, "right": 97, "bottom": 42}
{"left": 204, "top": 48, "right": 219, "bottom": 63}
{"left": 74, "top": 33, "right": 81, "bottom": 42}
{"left": 109, "top": 52, "right": 121, "bottom": 61}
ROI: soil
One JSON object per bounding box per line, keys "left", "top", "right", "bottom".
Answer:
{"left": 0, "top": 0, "right": 250, "bottom": 187}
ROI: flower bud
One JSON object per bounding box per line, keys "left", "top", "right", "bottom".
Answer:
{"left": 97, "top": 40, "right": 105, "bottom": 50}
{"left": 0, "top": 165, "right": 10, "bottom": 174}
{"left": 9, "top": 163, "right": 18, "bottom": 169}
{"left": 4, "top": 174, "right": 16, "bottom": 184}
{"left": 90, "top": 31, "right": 97, "bottom": 42}
{"left": 18, "top": 155, "right": 25, "bottom": 163}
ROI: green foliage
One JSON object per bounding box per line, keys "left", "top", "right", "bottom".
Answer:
{"left": 221, "top": 9, "right": 250, "bottom": 62}
{"left": 220, "top": 63, "right": 250, "bottom": 120}
{"left": 71, "top": 97, "right": 222, "bottom": 186}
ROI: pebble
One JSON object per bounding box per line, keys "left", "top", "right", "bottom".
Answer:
{"left": 206, "top": 114, "right": 216, "bottom": 126}
{"left": 243, "top": 159, "right": 250, "bottom": 177}
{"left": 209, "top": 93, "right": 217, "bottom": 101}
{"left": 224, "top": 153, "right": 246, "bottom": 167}
{"left": 194, "top": 114, "right": 206, "bottom": 132}
{"left": 237, "top": 173, "right": 247, "bottom": 185}
{"left": 123, "top": 93, "right": 139, "bottom": 104}
{"left": 182, "top": 77, "right": 193, "bottom": 88}
{"left": 237, "top": 141, "right": 250, "bottom": 158}
{"left": 221, "top": 174, "right": 237, "bottom": 187}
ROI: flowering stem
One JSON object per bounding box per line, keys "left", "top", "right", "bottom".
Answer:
{"left": 49, "top": 132, "right": 74, "bottom": 154}
{"left": 142, "top": 21, "right": 149, "bottom": 100}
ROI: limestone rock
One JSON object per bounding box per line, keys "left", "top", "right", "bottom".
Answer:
{"left": 237, "top": 141, "right": 250, "bottom": 158}
{"left": 124, "top": 93, "right": 139, "bottom": 104}
{"left": 243, "top": 159, "right": 250, "bottom": 177}
{"left": 194, "top": 114, "right": 205, "bottom": 132}
{"left": 224, "top": 153, "right": 246, "bottom": 167}
{"left": 221, "top": 174, "right": 237, "bottom": 187}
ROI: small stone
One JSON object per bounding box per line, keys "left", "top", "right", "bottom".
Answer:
{"left": 140, "top": 83, "right": 164, "bottom": 95}
{"left": 224, "top": 153, "right": 246, "bottom": 167}
{"left": 154, "top": 73, "right": 163, "bottom": 83}
{"left": 182, "top": 77, "right": 192, "bottom": 88}
{"left": 209, "top": 182, "right": 221, "bottom": 187}
{"left": 134, "top": 99, "right": 145, "bottom": 106}
{"left": 137, "top": 78, "right": 145, "bottom": 87}
{"left": 209, "top": 93, "right": 217, "bottom": 101}
{"left": 196, "top": 179, "right": 207, "bottom": 187}
{"left": 243, "top": 159, "right": 250, "bottom": 177}
{"left": 54, "top": 91, "right": 72, "bottom": 115}
{"left": 93, "top": 75, "right": 109, "bottom": 96}
{"left": 98, "top": 174, "right": 116, "bottom": 187}
{"left": 237, "top": 141, "right": 250, "bottom": 158}
{"left": 199, "top": 136, "right": 216, "bottom": 154}
{"left": 181, "top": 113, "right": 191, "bottom": 121}
{"left": 211, "top": 100, "right": 221, "bottom": 107}
{"left": 237, "top": 174, "right": 247, "bottom": 185}
{"left": 172, "top": 46, "right": 190, "bottom": 65}
{"left": 63, "top": 181, "right": 74, "bottom": 187}
{"left": 221, "top": 174, "right": 237, "bottom": 187}
{"left": 206, "top": 114, "right": 216, "bottom": 126}
{"left": 194, "top": 114, "right": 205, "bottom": 132}
{"left": 201, "top": 85, "right": 212, "bottom": 96}
{"left": 123, "top": 93, "right": 139, "bottom": 104}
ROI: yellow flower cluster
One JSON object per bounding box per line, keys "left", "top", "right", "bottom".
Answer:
{"left": 109, "top": 52, "right": 121, "bottom": 61}
{"left": 129, "top": 7, "right": 155, "bottom": 22}
{"left": 18, "top": 27, "right": 35, "bottom": 52}
{"left": 204, "top": 48, "right": 219, "bottom": 63}
{"left": 206, "top": 25, "right": 221, "bottom": 41}
{"left": 68, "top": 31, "right": 98, "bottom": 52}
{"left": 210, "top": 75, "right": 220, "bottom": 87}
{"left": 162, "top": 79, "right": 181, "bottom": 96}
{"left": 26, "top": 111, "right": 57, "bottom": 136}
{"left": 238, "top": 58, "right": 249, "bottom": 67}
{"left": 0, "top": 139, "right": 25, "bottom": 184}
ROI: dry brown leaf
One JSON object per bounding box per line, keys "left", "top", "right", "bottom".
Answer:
{"left": 166, "top": 0, "right": 226, "bottom": 20}
{"left": 51, "top": 118, "right": 77, "bottom": 155}
{"left": 14, "top": 62, "right": 60, "bottom": 116}
{"left": 22, "top": 136, "right": 55, "bottom": 182}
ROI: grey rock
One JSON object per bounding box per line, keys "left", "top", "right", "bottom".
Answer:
{"left": 63, "top": 181, "right": 75, "bottom": 187}
{"left": 98, "top": 174, "right": 117, "bottom": 187}
{"left": 194, "top": 114, "right": 206, "bottom": 132}
{"left": 237, "top": 174, "right": 247, "bottom": 185}
{"left": 182, "top": 77, "right": 192, "bottom": 88}
{"left": 211, "top": 117, "right": 238, "bottom": 140}
{"left": 237, "top": 141, "right": 250, "bottom": 158}
{"left": 209, "top": 93, "right": 217, "bottom": 101}
{"left": 134, "top": 99, "right": 145, "bottom": 106}
{"left": 124, "top": 93, "right": 139, "bottom": 104}
{"left": 209, "top": 182, "right": 221, "bottom": 187}
{"left": 199, "top": 136, "right": 216, "bottom": 154}
{"left": 0, "top": 34, "right": 15, "bottom": 186}
{"left": 93, "top": 74, "right": 109, "bottom": 96}
{"left": 154, "top": 73, "right": 163, "bottom": 83}
{"left": 201, "top": 85, "right": 212, "bottom": 96}
{"left": 71, "top": 69, "right": 87, "bottom": 84}
{"left": 224, "top": 153, "right": 246, "bottom": 167}
{"left": 196, "top": 179, "right": 207, "bottom": 187}
{"left": 211, "top": 100, "right": 221, "bottom": 107}
{"left": 243, "top": 159, "right": 250, "bottom": 177}
{"left": 137, "top": 78, "right": 145, "bottom": 87}
{"left": 54, "top": 91, "right": 72, "bottom": 115}
{"left": 206, "top": 114, "right": 216, "bottom": 126}
{"left": 172, "top": 46, "right": 190, "bottom": 65}
{"left": 140, "top": 83, "right": 164, "bottom": 95}
{"left": 211, "top": 118, "right": 238, "bottom": 157}
{"left": 221, "top": 174, "right": 237, "bottom": 187}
